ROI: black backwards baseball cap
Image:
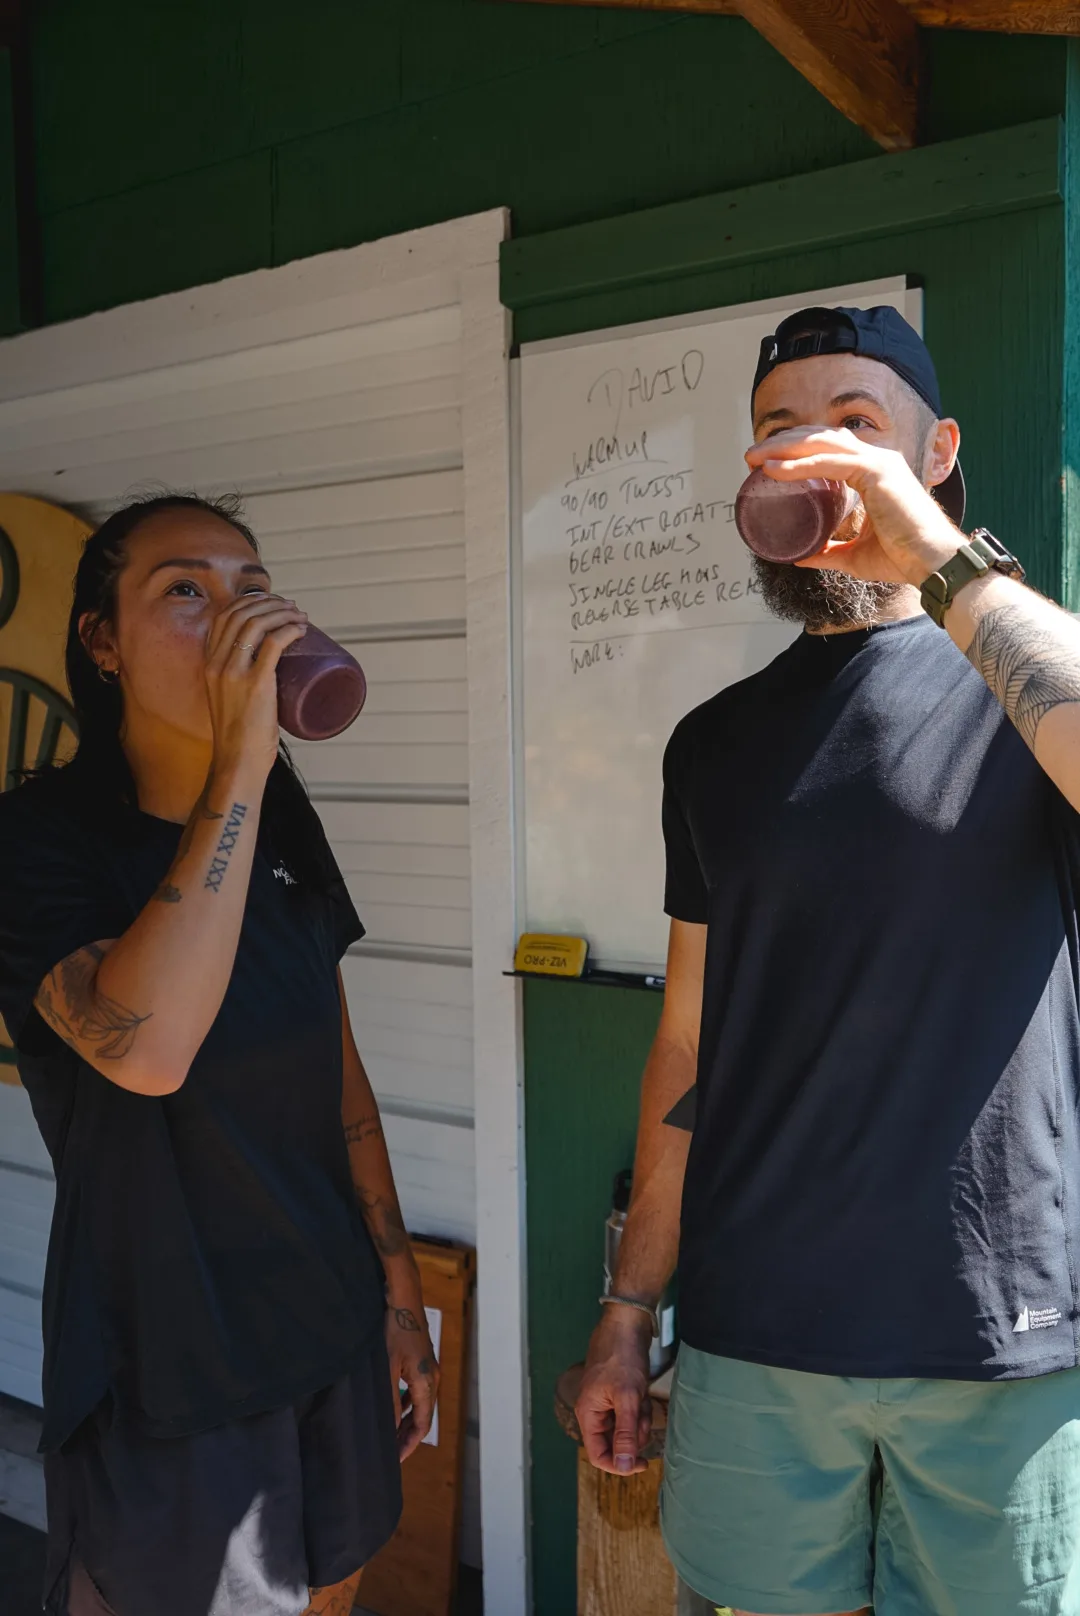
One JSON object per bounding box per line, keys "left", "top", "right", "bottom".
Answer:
{"left": 752, "top": 304, "right": 966, "bottom": 528}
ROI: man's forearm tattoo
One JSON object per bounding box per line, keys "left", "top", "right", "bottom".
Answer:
{"left": 35, "top": 943, "right": 150, "bottom": 1059}
{"left": 204, "top": 802, "right": 248, "bottom": 894}
{"left": 153, "top": 883, "right": 182, "bottom": 904}
{"left": 356, "top": 1186, "right": 411, "bottom": 1259}
{"left": 343, "top": 1111, "right": 383, "bottom": 1147}
{"left": 393, "top": 1307, "right": 422, "bottom": 1332}
{"left": 966, "top": 605, "right": 1080, "bottom": 752}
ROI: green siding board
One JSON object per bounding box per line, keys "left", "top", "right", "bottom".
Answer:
{"left": 0, "top": 51, "right": 19, "bottom": 337}
{"left": 501, "top": 118, "right": 1063, "bottom": 311}
{"left": 235, "top": 0, "right": 401, "bottom": 153}
{"left": 28, "top": 5, "right": 1069, "bottom": 330}
{"left": 400, "top": 0, "right": 608, "bottom": 102}
{"left": 31, "top": 0, "right": 250, "bottom": 217}
{"left": 30, "top": 0, "right": 400, "bottom": 216}
{"left": 41, "top": 151, "right": 273, "bottom": 324}
{"left": 274, "top": 19, "right": 871, "bottom": 268}
{"left": 524, "top": 976, "right": 662, "bottom": 1616}
{"left": 922, "top": 29, "right": 1068, "bottom": 147}
{"left": 593, "top": 8, "right": 684, "bottom": 42}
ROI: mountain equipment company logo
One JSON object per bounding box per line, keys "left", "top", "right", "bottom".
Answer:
{"left": 1013, "top": 1305, "right": 1063, "bottom": 1334}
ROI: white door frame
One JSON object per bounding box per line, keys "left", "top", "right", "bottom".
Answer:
{"left": 459, "top": 230, "right": 531, "bottom": 1615}
{"left": 0, "top": 209, "right": 528, "bottom": 1613}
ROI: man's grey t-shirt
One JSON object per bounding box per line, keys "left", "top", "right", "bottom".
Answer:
{"left": 663, "top": 614, "right": 1080, "bottom": 1380}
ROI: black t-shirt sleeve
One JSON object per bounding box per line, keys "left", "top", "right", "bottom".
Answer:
{"left": 327, "top": 866, "right": 364, "bottom": 961}
{"left": 303, "top": 805, "right": 365, "bottom": 961}
{"left": 0, "top": 791, "right": 124, "bottom": 1045}
{"left": 663, "top": 1084, "right": 698, "bottom": 1131}
{"left": 662, "top": 725, "right": 709, "bottom": 925}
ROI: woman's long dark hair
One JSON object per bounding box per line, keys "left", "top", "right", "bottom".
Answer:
{"left": 59, "top": 490, "right": 332, "bottom": 889}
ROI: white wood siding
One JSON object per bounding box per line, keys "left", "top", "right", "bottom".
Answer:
{"left": 0, "top": 1085, "right": 52, "bottom": 1406}
{"left": 0, "top": 216, "right": 511, "bottom": 1573}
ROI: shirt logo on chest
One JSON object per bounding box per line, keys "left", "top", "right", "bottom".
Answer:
{"left": 272, "top": 863, "right": 297, "bottom": 886}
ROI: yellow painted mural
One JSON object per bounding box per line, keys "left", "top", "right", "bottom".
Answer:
{"left": 0, "top": 495, "right": 89, "bottom": 1075}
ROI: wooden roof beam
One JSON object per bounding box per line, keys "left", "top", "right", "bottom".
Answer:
{"left": 502, "top": 0, "right": 739, "bottom": 11}
{"left": 734, "top": 0, "right": 921, "bottom": 149}
{"left": 506, "top": 0, "right": 1079, "bottom": 29}
{"left": 905, "top": 3, "right": 1078, "bottom": 30}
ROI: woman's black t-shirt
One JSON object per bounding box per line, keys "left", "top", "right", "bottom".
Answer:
{"left": 0, "top": 769, "right": 385, "bottom": 1451}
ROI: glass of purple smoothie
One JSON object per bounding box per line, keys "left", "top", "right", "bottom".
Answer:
{"left": 734, "top": 466, "right": 859, "bottom": 564}
{"left": 276, "top": 624, "right": 367, "bottom": 741}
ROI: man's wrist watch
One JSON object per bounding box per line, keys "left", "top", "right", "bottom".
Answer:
{"left": 919, "top": 528, "right": 1025, "bottom": 628}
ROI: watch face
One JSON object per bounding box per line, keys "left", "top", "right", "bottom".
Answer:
{"left": 972, "top": 528, "right": 1025, "bottom": 582}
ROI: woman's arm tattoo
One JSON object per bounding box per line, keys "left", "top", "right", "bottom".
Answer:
{"left": 175, "top": 791, "right": 223, "bottom": 863}
{"left": 156, "top": 789, "right": 228, "bottom": 902}
{"left": 356, "top": 1186, "right": 411, "bottom": 1259}
{"left": 343, "top": 1110, "right": 383, "bottom": 1146}
{"left": 204, "top": 802, "right": 248, "bottom": 894}
{"left": 393, "top": 1307, "right": 422, "bottom": 1332}
{"left": 34, "top": 943, "right": 150, "bottom": 1059}
{"left": 966, "top": 605, "right": 1080, "bottom": 751}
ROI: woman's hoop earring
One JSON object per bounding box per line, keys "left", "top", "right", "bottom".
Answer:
{"left": 97, "top": 664, "right": 119, "bottom": 684}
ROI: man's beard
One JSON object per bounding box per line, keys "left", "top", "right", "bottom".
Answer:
{"left": 752, "top": 557, "right": 906, "bottom": 632}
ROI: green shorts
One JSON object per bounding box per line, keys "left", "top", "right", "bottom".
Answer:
{"left": 661, "top": 1345, "right": 1080, "bottom": 1616}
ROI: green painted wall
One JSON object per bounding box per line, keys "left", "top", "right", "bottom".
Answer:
{"left": 0, "top": 51, "right": 18, "bottom": 335}
{"left": 1, "top": 2, "right": 1067, "bottom": 334}
{"left": 524, "top": 978, "right": 662, "bottom": 1612}
{"left": 7, "top": 7, "right": 1078, "bottom": 1612}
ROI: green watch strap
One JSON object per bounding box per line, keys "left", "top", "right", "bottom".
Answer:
{"left": 920, "top": 536, "right": 996, "bottom": 627}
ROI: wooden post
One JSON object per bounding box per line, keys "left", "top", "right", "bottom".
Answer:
{"left": 576, "top": 1448, "right": 679, "bottom": 1616}
{"left": 359, "top": 1239, "right": 476, "bottom": 1616}
{"left": 556, "top": 1365, "right": 707, "bottom": 1616}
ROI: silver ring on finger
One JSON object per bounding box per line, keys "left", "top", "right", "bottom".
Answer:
{"left": 235, "top": 641, "right": 257, "bottom": 655}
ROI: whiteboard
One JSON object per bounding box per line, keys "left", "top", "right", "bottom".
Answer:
{"left": 517, "top": 277, "right": 920, "bottom": 971}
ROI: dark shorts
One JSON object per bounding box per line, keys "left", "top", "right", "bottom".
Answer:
{"left": 44, "top": 1331, "right": 402, "bottom": 1616}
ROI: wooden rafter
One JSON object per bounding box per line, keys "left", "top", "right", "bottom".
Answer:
{"left": 506, "top": 0, "right": 1079, "bottom": 26}
{"left": 508, "top": 0, "right": 739, "bottom": 9}
{"left": 738, "top": 0, "right": 920, "bottom": 149}
{"left": 905, "top": 2, "right": 1079, "bottom": 29}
